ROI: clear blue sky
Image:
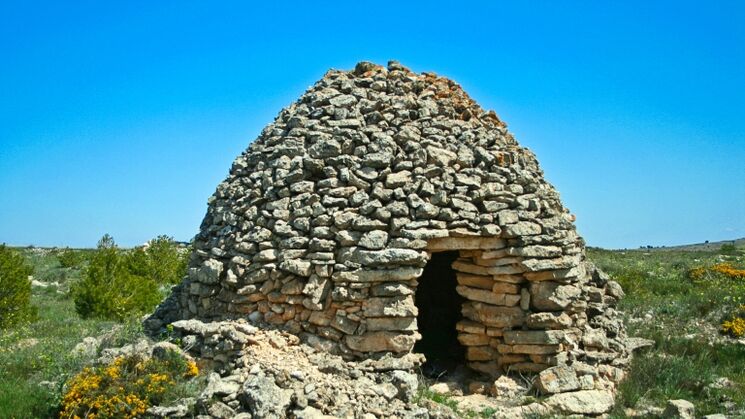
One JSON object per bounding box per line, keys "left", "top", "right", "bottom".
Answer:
{"left": 1, "top": 1, "right": 743, "bottom": 249}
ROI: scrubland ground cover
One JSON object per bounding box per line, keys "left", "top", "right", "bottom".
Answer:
{"left": 1, "top": 240, "right": 743, "bottom": 417}
{"left": 590, "top": 246, "right": 745, "bottom": 417}
{"left": 0, "top": 238, "right": 192, "bottom": 418}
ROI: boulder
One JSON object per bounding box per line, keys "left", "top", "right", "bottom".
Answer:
{"left": 544, "top": 390, "right": 615, "bottom": 415}
{"left": 663, "top": 399, "right": 695, "bottom": 419}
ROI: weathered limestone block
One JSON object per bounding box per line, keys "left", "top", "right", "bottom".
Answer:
{"left": 535, "top": 366, "right": 580, "bottom": 394}
{"left": 278, "top": 259, "right": 312, "bottom": 277}
{"left": 497, "top": 343, "right": 563, "bottom": 355}
{"left": 474, "top": 256, "right": 522, "bottom": 267}
{"left": 385, "top": 171, "right": 412, "bottom": 188}
{"left": 370, "top": 282, "right": 414, "bottom": 297}
{"left": 480, "top": 249, "right": 509, "bottom": 259}
{"left": 455, "top": 285, "right": 521, "bottom": 306}
{"left": 503, "top": 221, "right": 542, "bottom": 237}
{"left": 493, "top": 274, "right": 527, "bottom": 284}
{"left": 507, "top": 245, "right": 562, "bottom": 258}
{"left": 366, "top": 317, "right": 417, "bottom": 331}
{"left": 530, "top": 282, "right": 581, "bottom": 310}
{"left": 526, "top": 312, "right": 573, "bottom": 329}
{"left": 362, "top": 296, "right": 417, "bottom": 317}
{"left": 196, "top": 259, "right": 223, "bottom": 284}
{"left": 509, "top": 362, "right": 550, "bottom": 373}
{"left": 354, "top": 248, "right": 428, "bottom": 267}
{"left": 524, "top": 264, "right": 585, "bottom": 281}
{"left": 345, "top": 331, "right": 419, "bottom": 353}
{"left": 456, "top": 273, "right": 495, "bottom": 290}
{"left": 502, "top": 330, "right": 568, "bottom": 345}
{"left": 426, "top": 145, "right": 457, "bottom": 167}
{"left": 358, "top": 230, "right": 389, "bottom": 250}
{"left": 400, "top": 228, "right": 449, "bottom": 240}
{"left": 462, "top": 302, "right": 524, "bottom": 328}
{"left": 468, "top": 361, "right": 502, "bottom": 376}
{"left": 452, "top": 260, "right": 523, "bottom": 276}
{"left": 331, "top": 314, "right": 360, "bottom": 335}
{"left": 457, "top": 333, "right": 490, "bottom": 346}
{"left": 494, "top": 282, "right": 521, "bottom": 294}
{"left": 302, "top": 275, "right": 329, "bottom": 306}
{"left": 428, "top": 237, "right": 506, "bottom": 251}
{"left": 521, "top": 255, "right": 581, "bottom": 272}
{"left": 466, "top": 346, "right": 498, "bottom": 361}
{"left": 544, "top": 390, "right": 615, "bottom": 415}
{"left": 332, "top": 268, "right": 422, "bottom": 283}
{"left": 456, "top": 320, "right": 486, "bottom": 335}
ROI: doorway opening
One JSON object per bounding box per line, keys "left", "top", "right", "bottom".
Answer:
{"left": 414, "top": 250, "right": 465, "bottom": 378}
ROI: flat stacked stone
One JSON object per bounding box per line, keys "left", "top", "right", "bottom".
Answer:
{"left": 146, "top": 61, "right": 630, "bottom": 386}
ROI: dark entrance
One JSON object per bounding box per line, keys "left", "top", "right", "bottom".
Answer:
{"left": 414, "top": 250, "right": 465, "bottom": 378}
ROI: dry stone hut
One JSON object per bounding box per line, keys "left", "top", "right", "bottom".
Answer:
{"left": 148, "top": 61, "right": 629, "bottom": 382}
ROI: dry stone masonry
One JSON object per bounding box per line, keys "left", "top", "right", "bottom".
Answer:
{"left": 147, "top": 61, "right": 638, "bottom": 406}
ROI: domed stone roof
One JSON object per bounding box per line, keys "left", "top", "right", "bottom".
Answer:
{"left": 147, "top": 61, "right": 629, "bottom": 379}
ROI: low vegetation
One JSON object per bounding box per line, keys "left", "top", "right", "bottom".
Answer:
{"left": 590, "top": 245, "right": 745, "bottom": 417}
{"left": 0, "top": 235, "right": 190, "bottom": 418}
{"left": 1, "top": 239, "right": 743, "bottom": 417}
{"left": 60, "top": 351, "right": 199, "bottom": 418}
{"left": 0, "top": 245, "right": 37, "bottom": 329}
{"left": 72, "top": 234, "right": 188, "bottom": 321}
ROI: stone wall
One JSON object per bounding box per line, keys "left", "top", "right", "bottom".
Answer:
{"left": 146, "top": 61, "right": 630, "bottom": 380}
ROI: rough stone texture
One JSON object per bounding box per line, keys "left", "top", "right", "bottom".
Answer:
{"left": 144, "top": 61, "right": 636, "bottom": 408}
{"left": 535, "top": 365, "right": 580, "bottom": 394}
{"left": 663, "top": 399, "right": 696, "bottom": 419}
{"left": 544, "top": 389, "right": 615, "bottom": 415}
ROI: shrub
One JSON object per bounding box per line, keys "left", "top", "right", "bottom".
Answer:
{"left": 0, "top": 245, "right": 36, "bottom": 328}
{"left": 722, "top": 305, "right": 745, "bottom": 338}
{"left": 125, "top": 236, "right": 188, "bottom": 285}
{"left": 711, "top": 263, "right": 745, "bottom": 280}
{"left": 720, "top": 243, "right": 738, "bottom": 255}
{"left": 722, "top": 317, "right": 745, "bottom": 337}
{"left": 60, "top": 352, "right": 199, "bottom": 418}
{"left": 57, "top": 247, "right": 86, "bottom": 269}
{"left": 72, "top": 235, "right": 161, "bottom": 321}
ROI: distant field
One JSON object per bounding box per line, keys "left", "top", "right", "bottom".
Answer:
{"left": 628, "top": 237, "right": 745, "bottom": 252}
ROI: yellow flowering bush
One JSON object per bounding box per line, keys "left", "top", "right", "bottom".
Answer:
{"left": 688, "top": 262, "right": 745, "bottom": 338}
{"left": 60, "top": 351, "right": 198, "bottom": 418}
{"left": 721, "top": 305, "right": 745, "bottom": 338}
{"left": 688, "top": 262, "right": 745, "bottom": 282}
{"left": 711, "top": 263, "right": 745, "bottom": 280}
{"left": 722, "top": 317, "right": 745, "bottom": 337}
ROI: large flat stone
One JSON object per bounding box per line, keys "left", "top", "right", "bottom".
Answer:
{"left": 428, "top": 237, "right": 506, "bottom": 251}
{"left": 503, "top": 221, "right": 541, "bottom": 237}
{"left": 462, "top": 302, "right": 524, "bottom": 328}
{"left": 332, "top": 268, "right": 422, "bottom": 283}
{"left": 456, "top": 285, "right": 521, "bottom": 306}
{"left": 452, "top": 261, "right": 524, "bottom": 276}
{"left": 354, "top": 248, "right": 428, "bottom": 267}
{"left": 502, "top": 330, "right": 567, "bottom": 345}
{"left": 457, "top": 273, "right": 495, "bottom": 290}
{"left": 507, "top": 245, "right": 562, "bottom": 258}
{"left": 544, "top": 390, "right": 614, "bottom": 415}
{"left": 345, "top": 331, "right": 419, "bottom": 353}
{"left": 366, "top": 317, "right": 418, "bottom": 331}
{"left": 362, "top": 296, "right": 418, "bottom": 317}
{"left": 535, "top": 366, "right": 580, "bottom": 394}
{"left": 530, "top": 282, "right": 581, "bottom": 310}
